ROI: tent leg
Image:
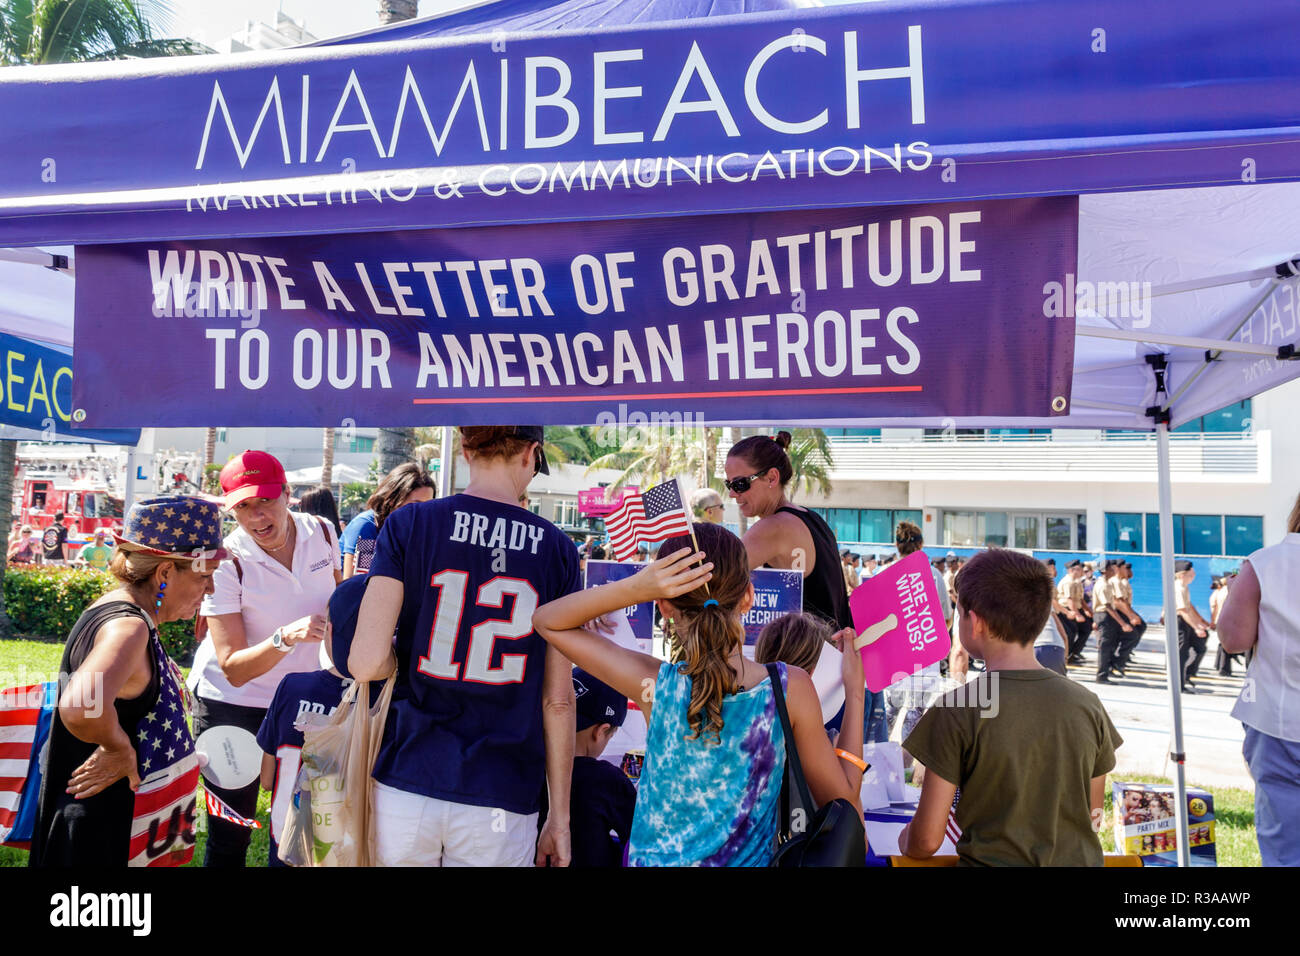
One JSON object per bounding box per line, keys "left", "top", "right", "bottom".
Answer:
{"left": 438, "top": 425, "right": 455, "bottom": 499}
{"left": 123, "top": 447, "right": 137, "bottom": 512}
{"left": 1156, "top": 422, "right": 1191, "bottom": 867}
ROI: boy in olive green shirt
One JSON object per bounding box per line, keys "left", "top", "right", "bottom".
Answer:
{"left": 900, "top": 549, "right": 1123, "bottom": 866}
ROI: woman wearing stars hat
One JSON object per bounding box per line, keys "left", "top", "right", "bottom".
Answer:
{"left": 30, "top": 495, "right": 227, "bottom": 867}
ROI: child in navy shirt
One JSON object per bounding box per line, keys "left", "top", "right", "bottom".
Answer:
{"left": 257, "top": 575, "right": 370, "bottom": 866}
{"left": 539, "top": 668, "right": 637, "bottom": 867}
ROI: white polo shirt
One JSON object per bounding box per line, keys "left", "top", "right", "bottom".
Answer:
{"left": 189, "top": 511, "right": 341, "bottom": 710}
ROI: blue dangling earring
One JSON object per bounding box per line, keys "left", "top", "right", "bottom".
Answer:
{"left": 155, "top": 580, "right": 167, "bottom": 610}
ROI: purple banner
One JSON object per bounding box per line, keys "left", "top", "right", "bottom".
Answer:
{"left": 73, "top": 197, "right": 1076, "bottom": 426}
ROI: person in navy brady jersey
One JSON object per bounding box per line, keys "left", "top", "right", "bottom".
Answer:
{"left": 350, "top": 426, "right": 580, "bottom": 867}
{"left": 257, "top": 575, "right": 373, "bottom": 867}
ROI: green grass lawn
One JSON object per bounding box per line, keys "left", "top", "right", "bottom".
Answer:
{"left": 0, "top": 636, "right": 65, "bottom": 687}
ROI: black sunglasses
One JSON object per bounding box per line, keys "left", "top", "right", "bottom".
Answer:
{"left": 724, "top": 471, "right": 768, "bottom": 494}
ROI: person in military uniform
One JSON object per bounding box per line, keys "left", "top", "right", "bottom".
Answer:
{"left": 1175, "top": 560, "right": 1213, "bottom": 693}
{"left": 1094, "top": 560, "right": 1133, "bottom": 684}
{"left": 1058, "top": 559, "right": 1090, "bottom": 664}
{"left": 1111, "top": 561, "right": 1146, "bottom": 676}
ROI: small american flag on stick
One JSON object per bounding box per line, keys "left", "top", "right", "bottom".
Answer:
{"left": 604, "top": 479, "right": 693, "bottom": 562}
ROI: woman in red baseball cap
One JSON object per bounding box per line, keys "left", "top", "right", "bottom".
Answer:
{"left": 187, "top": 450, "right": 343, "bottom": 867}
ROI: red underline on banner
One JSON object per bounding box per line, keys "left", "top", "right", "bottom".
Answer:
{"left": 413, "top": 386, "right": 924, "bottom": 405}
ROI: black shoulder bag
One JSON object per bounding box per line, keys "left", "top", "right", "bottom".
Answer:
{"left": 765, "top": 663, "right": 866, "bottom": 867}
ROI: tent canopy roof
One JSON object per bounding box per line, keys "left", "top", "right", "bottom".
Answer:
{"left": 320, "top": 0, "right": 816, "bottom": 45}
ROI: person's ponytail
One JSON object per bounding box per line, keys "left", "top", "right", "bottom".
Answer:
{"left": 656, "top": 523, "right": 752, "bottom": 744}
{"left": 677, "top": 603, "right": 745, "bottom": 743}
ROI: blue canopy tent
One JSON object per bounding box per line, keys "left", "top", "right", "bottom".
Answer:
{"left": 3, "top": 0, "right": 1300, "bottom": 864}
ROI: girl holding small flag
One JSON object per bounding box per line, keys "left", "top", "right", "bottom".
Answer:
{"left": 533, "top": 522, "right": 861, "bottom": 866}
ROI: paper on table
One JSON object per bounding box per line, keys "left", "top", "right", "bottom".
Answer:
{"left": 811, "top": 640, "right": 846, "bottom": 725}
{"left": 864, "top": 820, "right": 958, "bottom": 858}
{"left": 864, "top": 741, "right": 907, "bottom": 803}
{"left": 860, "top": 763, "right": 891, "bottom": 810}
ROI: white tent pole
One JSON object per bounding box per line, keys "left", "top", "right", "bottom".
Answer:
{"left": 1155, "top": 420, "right": 1192, "bottom": 867}
{"left": 1157, "top": 277, "right": 1286, "bottom": 413}
{"left": 123, "top": 447, "right": 137, "bottom": 512}
{"left": 438, "top": 425, "right": 454, "bottom": 498}
{"left": 1070, "top": 399, "right": 1149, "bottom": 415}
{"left": 1076, "top": 325, "right": 1284, "bottom": 356}
{"left": 1147, "top": 265, "right": 1293, "bottom": 298}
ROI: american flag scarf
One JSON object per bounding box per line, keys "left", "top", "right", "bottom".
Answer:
{"left": 128, "top": 628, "right": 199, "bottom": 867}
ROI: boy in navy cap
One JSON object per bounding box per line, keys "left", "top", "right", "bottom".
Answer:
{"left": 538, "top": 668, "right": 637, "bottom": 867}
{"left": 257, "top": 575, "right": 373, "bottom": 866}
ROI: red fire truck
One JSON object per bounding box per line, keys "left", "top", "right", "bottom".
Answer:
{"left": 18, "top": 473, "right": 124, "bottom": 540}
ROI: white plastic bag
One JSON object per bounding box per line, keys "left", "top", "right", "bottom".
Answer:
{"left": 278, "top": 674, "right": 395, "bottom": 867}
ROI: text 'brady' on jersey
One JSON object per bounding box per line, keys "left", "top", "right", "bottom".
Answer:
{"left": 367, "top": 494, "right": 582, "bottom": 815}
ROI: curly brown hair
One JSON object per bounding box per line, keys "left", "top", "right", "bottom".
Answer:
{"left": 895, "top": 520, "right": 924, "bottom": 555}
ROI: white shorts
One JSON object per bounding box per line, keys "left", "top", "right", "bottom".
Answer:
{"left": 373, "top": 781, "right": 539, "bottom": 867}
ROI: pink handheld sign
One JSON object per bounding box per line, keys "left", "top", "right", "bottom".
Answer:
{"left": 849, "top": 551, "right": 952, "bottom": 693}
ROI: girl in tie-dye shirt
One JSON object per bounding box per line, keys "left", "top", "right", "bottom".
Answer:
{"left": 533, "top": 523, "right": 861, "bottom": 866}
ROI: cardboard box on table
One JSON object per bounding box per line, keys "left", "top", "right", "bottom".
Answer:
{"left": 1112, "top": 781, "right": 1217, "bottom": 866}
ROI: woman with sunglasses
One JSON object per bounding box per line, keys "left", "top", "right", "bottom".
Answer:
{"left": 350, "top": 426, "right": 580, "bottom": 867}
{"left": 725, "top": 432, "right": 853, "bottom": 633}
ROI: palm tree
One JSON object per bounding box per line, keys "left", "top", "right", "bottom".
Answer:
{"left": 378, "top": 0, "right": 418, "bottom": 25}
{"left": 321, "top": 428, "right": 335, "bottom": 488}
{"left": 586, "top": 425, "right": 712, "bottom": 491}
{"left": 543, "top": 425, "right": 605, "bottom": 466}
{"left": 784, "top": 428, "right": 834, "bottom": 499}
{"left": 0, "top": 1, "right": 208, "bottom": 65}
{"left": 203, "top": 427, "right": 216, "bottom": 469}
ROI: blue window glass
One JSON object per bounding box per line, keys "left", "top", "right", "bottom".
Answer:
{"left": 859, "top": 509, "right": 892, "bottom": 544}
{"left": 1181, "top": 515, "right": 1223, "bottom": 556}
{"left": 1225, "top": 515, "right": 1263, "bottom": 556}
{"left": 1146, "top": 514, "right": 1192, "bottom": 554}
{"left": 1106, "top": 513, "right": 1143, "bottom": 552}
{"left": 894, "top": 509, "right": 922, "bottom": 530}
{"left": 1145, "top": 514, "right": 1160, "bottom": 554}
{"left": 1201, "top": 400, "right": 1252, "bottom": 434}
{"left": 824, "top": 508, "right": 859, "bottom": 544}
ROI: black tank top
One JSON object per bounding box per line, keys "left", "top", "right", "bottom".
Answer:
{"left": 30, "top": 601, "right": 159, "bottom": 867}
{"left": 765, "top": 506, "right": 854, "bottom": 631}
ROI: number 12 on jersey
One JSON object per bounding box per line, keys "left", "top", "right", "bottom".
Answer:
{"left": 418, "top": 571, "right": 540, "bottom": 685}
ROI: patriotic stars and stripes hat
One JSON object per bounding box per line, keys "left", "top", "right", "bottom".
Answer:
{"left": 114, "top": 496, "right": 228, "bottom": 561}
